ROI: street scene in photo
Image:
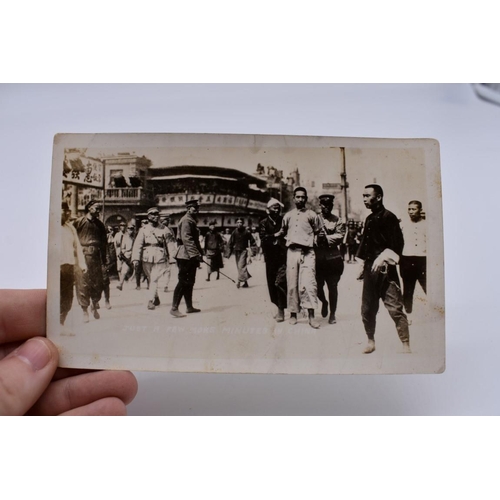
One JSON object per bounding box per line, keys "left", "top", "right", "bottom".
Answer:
{"left": 47, "top": 133, "right": 445, "bottom": 374}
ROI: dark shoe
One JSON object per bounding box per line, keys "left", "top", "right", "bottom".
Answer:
{"left": 236, "top": 282, "right": 240, "bottom": 289}
{"left": 216, "top": 273, "right": 220, "bottom": 280}
{"left": 242, "top": 281, "right": 249, "bottom": 288}
{"left": 92, "top": 308, "right": 100, "bottom": 320}
{"left": 206, "top": 278, "right": 210, "bottom": 281}
{"left": 187, "top": 307, "right": 201, "bottom": 313}
{"left": 363, "top": 340, "right": 375, "bottom": 354}
{"left": 153, "top": 295, "right": 160, "bottom": 306}
{"left": 321, "top": 300, "right": 328, "bottom": 318}
{"left": 328, "top": 314, "right": 337, "bottom": 324}
{"left": 116, "top": 284, "right": 122, "bottom": 291}
{"left": 147, "top": 300, "right": 155, "bottom": 310}
{"left": 170, "top": 308, "right": 186, "bottom": 318}
{"left": 276, "top": 308, "right": 285, "bottom": 322}
{"left": 163, "top": 286, "right": 168, "bottom": 292}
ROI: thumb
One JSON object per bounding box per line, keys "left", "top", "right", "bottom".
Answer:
{"left": 0, "top": 337, "right": 59, "bottom": 416}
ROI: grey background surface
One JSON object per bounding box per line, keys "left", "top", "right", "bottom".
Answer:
{"left": 1, "top": 83, "right": 496, "bottom": 415}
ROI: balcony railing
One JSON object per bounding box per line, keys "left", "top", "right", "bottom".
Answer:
{"left": 100, "top": 187, "right": 144, "bottom": 202}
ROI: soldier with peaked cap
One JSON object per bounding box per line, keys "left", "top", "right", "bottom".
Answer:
{"left": 132, "top": 206, "right": 170, "bottom": 310}
{"left": 171, "top": 198, "right": 204, "bottom": 317}
{"left": 315, "top": 193, "right": 345, "bottom": 325}
{"left": 259, "top": 198, "right": 287, "bottom": 322}
{"left": 73, "top": 199, "right": 108, "bottom": 322}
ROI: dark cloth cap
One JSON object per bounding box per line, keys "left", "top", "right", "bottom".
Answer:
{"left": 293, "top": 186, "right": 308, "bottom": 196}
{"left": 185, "top": 198, "right": 199, "bottom": 207}
{"left": 147, "top": 207, "right": 160, "bottom": 215}
{"left": 84, "top": 200, "right": 99, "bottom": 212}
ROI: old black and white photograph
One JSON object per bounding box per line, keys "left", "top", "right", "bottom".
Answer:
{"left": 47, "top": 133, "right": 444, "bottom": 374}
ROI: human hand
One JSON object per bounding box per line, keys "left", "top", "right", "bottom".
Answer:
{"left": 0, "top": 290, "right": 138, "bottom": 416}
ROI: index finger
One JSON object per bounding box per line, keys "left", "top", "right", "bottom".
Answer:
{"left": 0, "top": 289, "right": 46, "bottom": 344}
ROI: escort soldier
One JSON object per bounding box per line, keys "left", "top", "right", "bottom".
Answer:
{"left": 132, "top": 207, "right": 170, "bottom": 310}
{"left": 276, "top": 187, "right": 322, "bottom": 329}
{"left": 356, "top": 184, "right": 410, "bottom": 354}
{"left": 171, "top": 199, "right": 203, "bottom": 318}
{"left": 73, "top": 200, "right": 107, "bottom": 322}
{"left": 315, "top": 193, "right": 345, "bottom": 325}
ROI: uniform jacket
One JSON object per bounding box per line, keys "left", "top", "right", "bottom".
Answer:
{"left": 315, "top": 213, "right": 346, "bottom": 260}
{"left": 132, "top": 222, "right": 170, "bottom": 264}
{"left": 175, "top": 213, "right": 202, "bottom": 260}
{"left": 73, "top": 215, "right": 107, "bottom": 262}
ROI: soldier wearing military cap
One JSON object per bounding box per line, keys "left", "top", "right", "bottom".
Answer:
{"left": 315, "top": 193, "right": 345, "bottom": 324}
{"left": 132, "top": 207, "right": 170, "bottom": 310}
{"left": 171, "top": 198, "right": 203, "bottom": 317}
{"left": 73, "top": 200, "right": 107, "bottom": 322}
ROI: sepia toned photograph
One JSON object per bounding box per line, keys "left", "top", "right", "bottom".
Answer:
{"left": 47, "top": 133, "right": 444, "bottom": 374}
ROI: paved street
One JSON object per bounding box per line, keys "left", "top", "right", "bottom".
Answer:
{"left": 60, "top": 256, "right": 443, "bottom": 374}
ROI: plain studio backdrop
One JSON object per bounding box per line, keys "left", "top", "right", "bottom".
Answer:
{"left": 0, "top": 83, "right": 497, "bottom": 415}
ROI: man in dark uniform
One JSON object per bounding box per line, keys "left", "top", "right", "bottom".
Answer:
{"left": 259, "top": 198, "right": 287, "bottom": 322}
{"left": 356, "top": 184, "right": 410, "bottom": 354}
{"left": 315, "top": 193, "right": 345, "bottom": 325}
{"left": 171, "top": 199, "right": 203, "bottom": 318}
{"left": 73, "top": 200, "right": 107, "bottom": 322}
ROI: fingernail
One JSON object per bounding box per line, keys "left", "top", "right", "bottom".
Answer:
{"left": 16, "top": 339, "right": 52, "bottom": 371}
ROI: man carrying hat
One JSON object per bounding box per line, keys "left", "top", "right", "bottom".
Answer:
{"left": 73, "top": 200, "right": 108, "bottom": 322}
{"left": 276, "top": 187, "right": 322, "bottom": 329}
{"left": 171, "top": 199, "right": 204, "bottom": 317}
{"left": 315, "top": 193, "right": 345, "bottom": 325}
{"left": 259, "top": 198, "right": 287, "bottom": 322}
{"left": 132, "top": 207, "right": 170, "bottom": 310}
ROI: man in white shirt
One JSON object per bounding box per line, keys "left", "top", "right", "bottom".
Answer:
{"left": 277, "top": 187, "right": 322, "bottom": 328}
{"left": 60, "top": 202, "right": 87, "bottom": 325}
{"left": 400, "top": 200, "right": 427, "bottom": 317}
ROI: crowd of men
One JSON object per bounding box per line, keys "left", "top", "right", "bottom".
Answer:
{"left": 60, "top": 184, "right": 427, "bottom": 355}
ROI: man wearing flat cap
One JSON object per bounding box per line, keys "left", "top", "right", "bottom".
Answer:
{"left": 171, "top": 198, "right": 204, "bottom": 317}
{"left": 259, "top": 198, "right": 287, "bottom": 322}
{"left": 275, "top": 187, "right": 322, "bottom": 329}
{"left": 73, "top": 199, "right": 108, "bottom": 322}
{"left": 132, "top": 207, "right": 170, "bottom": 310}
{"left": 315, "top": 193, "right": 345, "bottom": 325}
